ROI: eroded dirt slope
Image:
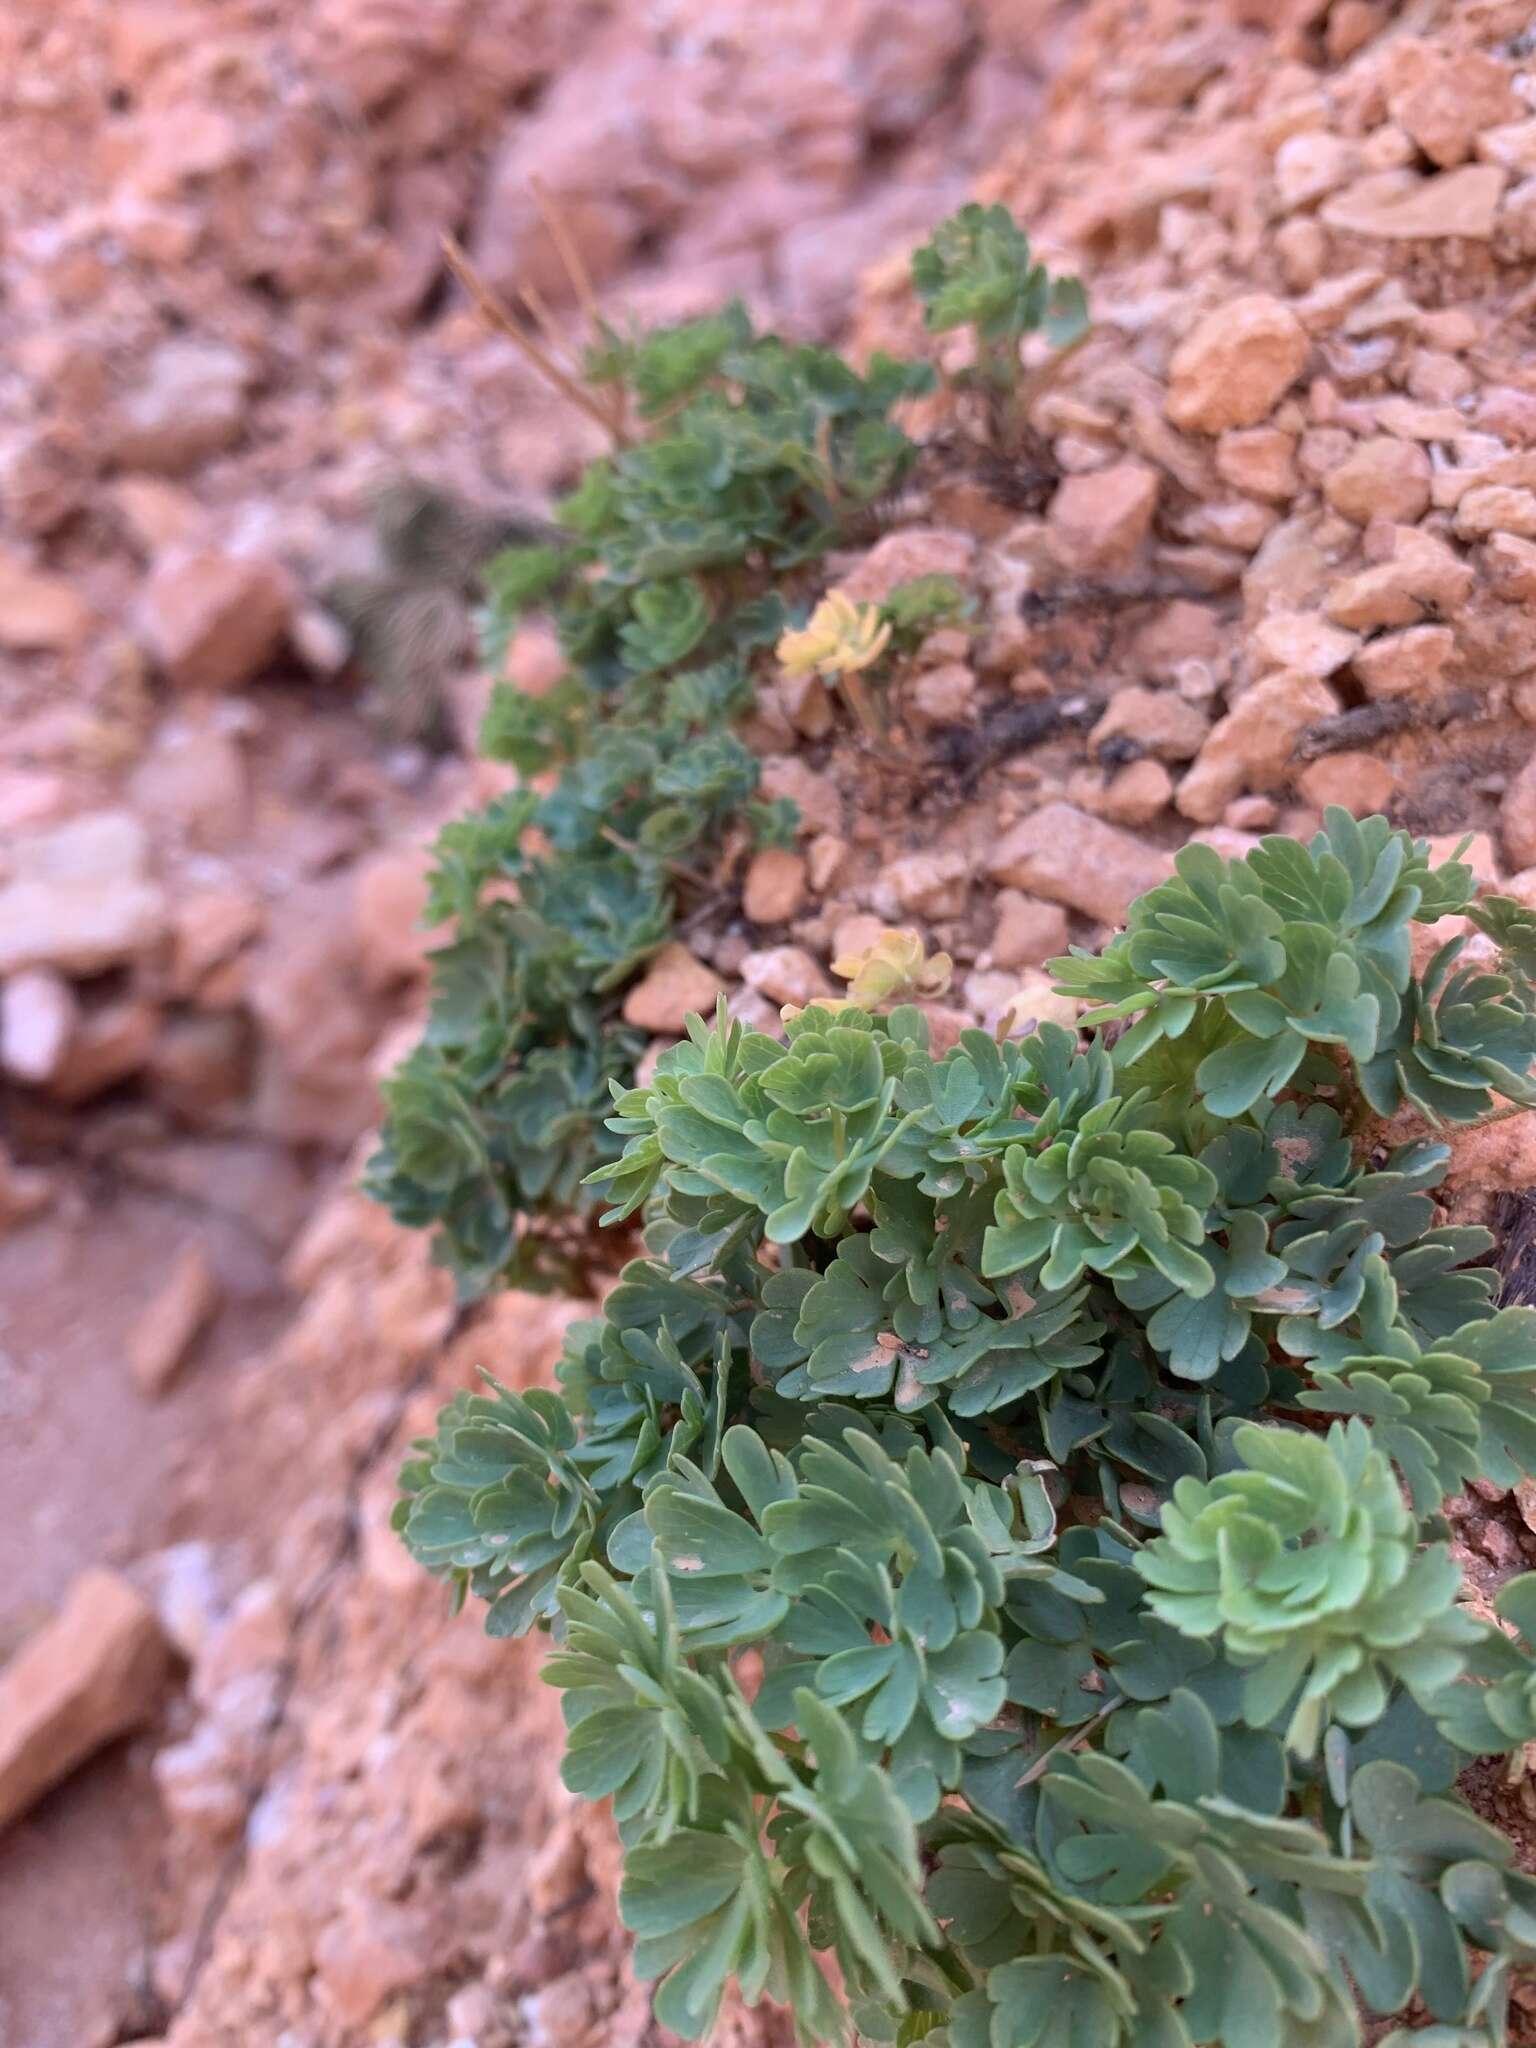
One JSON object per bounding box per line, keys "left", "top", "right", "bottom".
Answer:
{"left": 10, "top": 2, "right": 1536, "bottom": 2045}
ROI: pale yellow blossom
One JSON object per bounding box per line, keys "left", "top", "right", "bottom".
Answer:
{"left": 831, "top": 928, "right": 953, "bottom": 1007}
{"left": 776, "top": 590, "right": 892, "bottom": 681}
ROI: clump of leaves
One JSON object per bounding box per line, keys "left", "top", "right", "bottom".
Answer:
{"left": 368, "top": 203, "right": 1082, "bottom": 1289}
{"left": 367, "top": 300, "right": 935, "bottom": 1286}
{"left": 398, "top": 812, "right": 1536, "bottom": 2044}
{"left": 911, "top": 202, "right": 1089, "bottom": 442}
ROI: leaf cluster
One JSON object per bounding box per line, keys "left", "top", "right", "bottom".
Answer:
{"left": 369, "top": 204, "right": 1078, "bottom": 1288}
{"left": 911, "top": 202, "right": 1089, "bottom": 400}
{"left": 396, "top": 813, "right": 1536, "bottom": 2044}
{"left": 366, "top": 296, "right": 938, "bottom": 1287}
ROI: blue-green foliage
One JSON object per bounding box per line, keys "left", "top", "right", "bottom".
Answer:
{"left": 395, "top": 812, "right": 1536, "bottom": 2043}
{"left": 365, "top": 305, "right": 934, "bottom": 1289}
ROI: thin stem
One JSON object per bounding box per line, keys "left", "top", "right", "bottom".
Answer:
{"left": 599, "top": 824, "right": 714, "bottom": 891}
{"left": 835, "top": 668, "right": 885, "bottom": 745}
{"left": 441, "top": 233, "right": 629, "bottom": 448}
{"left": 1014, "top": 325, "right": 1093, "bottom": 423}
{"left": 529, "top": 174, "right": 628, "bottom": 444}
{"left": 1013, "top": 1693, "right": 1124, "bottom": 1791}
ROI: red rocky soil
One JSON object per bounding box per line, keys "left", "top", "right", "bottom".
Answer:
{"left": 8, "top": 0, "right": 1536, "bottom": 2044}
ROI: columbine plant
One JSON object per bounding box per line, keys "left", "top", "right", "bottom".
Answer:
{"left": 398, "top": 811, "right": 1536, "bottom": 2046}
{"left": 911, "top": 202, "right": 1090, "bottom": 444}
{"left": 367, "top": 205, "right": 1078, "bottom": 1291}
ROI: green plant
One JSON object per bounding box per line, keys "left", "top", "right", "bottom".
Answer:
{"left": 396, "top": 812, "right": 1536, "bottom": 2044}
{"left": 365, "top": 304, "right": 934, "bottom": 1288}
{"left": 368, "top": 204, "right": 1082, "bottom": 1291}
{"left": 911, "top": 202, "right": 1089, "bottom": 440}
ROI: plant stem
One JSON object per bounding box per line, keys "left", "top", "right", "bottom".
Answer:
{"left": 441, "top": 234, "right": 630, "bottom": 448}
{"left": 1013, "top": 1693, "right": 1124, "bottom": 1790}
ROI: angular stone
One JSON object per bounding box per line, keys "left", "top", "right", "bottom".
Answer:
{"left": 1215, "top": 426, "right": 1299, "bottom": 502}
{"left": 46, "top": 995, "right": 160, "bottom": 1105}
{"left": 908, "top": 661, "right": 976, "bottom": 728}
{"left": 0, "top": 554, "right": 94, "bottom": 652}
{"left": 1047, "top": 463, "right": 1159, "bottom": 573}
{"left": 838, "top": 528, "right": 975, "bottom": 605}
{"left": 351, "top": 845, "right": 441, "bottom": 993}
{"left": 0, "top": 811, "right": 165, "bottom": 976}
{"left": 1273, "top": 132, "right": 1360, "bottom": 211}
{"left": 1458, "top": 485, "right": 1536, "bottom": 540}
{"left": 1323, "top": 436, "right": 1431, "bottom": 526}
{"left": 988, "top": 892, "right": 1069, "bottom": 971}
{"left": 1090, "top": 686, "right": 1210, "bottom": 762}
{"left": 1353, "top": 624, "right": 1455, "bottom": 699}
{"left": 1484, "top": 532, "right": 1536, "bottom": 603}
{"left": 1320, "top": 165, "right": 1506, "bottom": 241}
{"left": 1166, "top": 296, "right": 1309, "bottom": 434}
{"left": 128, "top": 721, "right": 250, "bottom": 849}
{"left": 987, "top": 804, "right": 1173, "bottom": 925}
{"left": 1250, "top": 610, "right": 1360, "bottom": 677}
{"left": 1386, "top": 39, "right": 1519, "bottom": 169}
{"left": 1176, "top": 672, "right": 1340, "bottom": 822}
{"left": 127, "top": 1242, "right": 222, "bottom": 1397}
{"left": 879, "top": 849, "right": 969, "bottom": 918}
{"left": 1297, "top": 752, "right": 1396, "bottom": 815}
{"left": 0, "top": 968, "right": 77, "bottom": 1085}
{"left": 168, "top": 887, "right": 265, "bottom": 1002}
{"left": 756, "top": 757, "right": 842, "bottom": 837}
{"left": 1076, "top": 757, "right": 1174, "bottom": 828}
{"left": 742, "top": 846, "right": 807, "bottom": 925}
{"left": 107, "top": 338, "right": 254, "bottom": 475}
{"left": 620, "top": 942, "right": 724, "bottom": 1035}
{"left": 1324, "top": 527, "right": 1475, "bottom": 630}
{"left": 138, "top": 552, "right": 292, "bottom": 692}
{"left": 740, "top": 945, "right": 835, "bottom": 1009}
{"left": 0, "top": 1569, "right": 173, "bottom": 1831}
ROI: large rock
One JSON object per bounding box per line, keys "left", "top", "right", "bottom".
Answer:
{"left": 620, "top": 942, "right": 724, "bottom": 1034}
{"left": 1323, "top": 437, "right": 1431, "bottom": 526}
{"left": 987, "top": 803, "right": 1173, "bottom": 924}
{"left": 987, "top": 891, "right": 1070, "bottom": 970}
{"left": 739, "top": 945, "right": 835, "bottom": 1009}
{"left": 1166, "top": 295, "right": 1309, "bottom": 433}
{"left": 1047, "top": 464, "right": 1159, "bottom": 573}
{"left": 742, "top": 846, "right": 807, "bottom": 925}
{"left": 1458, "top": 485, "right": 1536, "bottom": 541}
{"left": 0, "top": 553, "right": 94, "bottom": 652}
{"left": 1320, "top": 165, "right": 1506, "bottom": 241}
{"left": 128, "top": 721, "right": 250, "bottom": 849}
{"left": 138, "top": 551, "right": 293, "bottom": 691}
{"left": 1249, "top": 611, "right": 1359, "bottom": 678}
{"left": 0, "top": 968, "right": 77, "bottom": 1084}
{"left": 1353, "top": 624, "right": 1455, "bottom": 699}
{"left": 1176, "top": 672, "right": 1340, "bottom": 823}
{"left": 1091, "top": 686, "right": 1211, "bottom": 762}
{"left": 1385, "top": 39, "right": 1519, "bottom": 169}
{"left": 0, "top": 811, "right": 166, "bottom": 977}
{"left": 0, "top": 1569, "right": 174, "bottom": 1831}
{"left": 1324, "top": 525, "right": 1475, "bottom": 630}
{"left": 838, "top": 527, "right": 976, "bottom": 605}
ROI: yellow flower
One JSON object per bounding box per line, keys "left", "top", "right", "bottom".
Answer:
{"left": 831, "top": 928, "right": 953, "bottom": 1007}
{"left": 776, "top": 590, "right": 892, "bottom": 680}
